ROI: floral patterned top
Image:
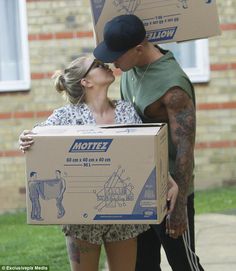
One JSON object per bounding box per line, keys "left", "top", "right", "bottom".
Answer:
{"left": 40, "top": 100, "right": 142, "bottom": 126}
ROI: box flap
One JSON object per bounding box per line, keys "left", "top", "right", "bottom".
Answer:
{"left": 32, "top": 123, "right": 165, "bottom": 137}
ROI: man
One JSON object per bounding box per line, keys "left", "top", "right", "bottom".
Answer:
{"left": 94, "top": 14, "right": 204, "bottom": 271}
{"left": 54, "top": 170, "right": 66, "bottom": 219}
{"left": 28, "top": 171, "right": 43, "bottom": 221}
{"left": 28, "top": 170, "right": 66, "bottom": 220}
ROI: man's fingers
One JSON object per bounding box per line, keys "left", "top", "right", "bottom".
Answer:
{"left": 173, "top": 224, "right": 187, "bottom": 238}
{"left": 166, "top": 220, "right": 187, "bottom": 239}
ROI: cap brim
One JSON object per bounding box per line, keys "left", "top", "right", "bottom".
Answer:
{"left": 93, "top": 41, "right": 127, "bottom": 63}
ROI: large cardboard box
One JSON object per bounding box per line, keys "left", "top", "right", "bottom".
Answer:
{"left": 90, "top": 0, "right": 221, "bottom": 45}
{"left": 25, "top": 124, "right": 168, "bottom": 224}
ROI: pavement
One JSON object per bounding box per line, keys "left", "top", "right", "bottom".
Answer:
{"left": 161, "top": 213, "right": 236, "bottom": 271}
{"left": 103, "top": 213, "right": 236, "bottom": 271}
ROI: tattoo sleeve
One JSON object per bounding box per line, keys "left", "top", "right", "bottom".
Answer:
{"left": 165, "top": 88, "right": 196, "bottom": 205}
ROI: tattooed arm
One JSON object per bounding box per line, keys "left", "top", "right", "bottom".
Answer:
{"left": 162, "top": 87, "right": 196, "bottom": 238}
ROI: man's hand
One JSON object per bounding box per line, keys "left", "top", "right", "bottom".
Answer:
{"left": 166, "top": 199, "right": 187, "bottom": 239}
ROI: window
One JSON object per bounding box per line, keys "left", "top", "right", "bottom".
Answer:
{"left": 0, "top": 0, "right": 30, "bottom": 92}
{"left": 160, "top": 39, "right": 210, "bottom": 83}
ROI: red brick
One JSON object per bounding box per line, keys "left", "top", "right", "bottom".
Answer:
{"left": 221, "top": 23, "right": 236, "bottom": 31}
{"left": 14, "top": 112, "right": 34, "bottom": 119}
{"left": 197, "top": 102, "right": 236, "bottom": 110}
{"left": 36, "top": 111, "right": 52, "bottom": 118}
{"left": 76, "top": 31, "right": 94, "bottom": 38}
{"left": 55, "top": 32, "right": 74, "bottom": 39}
{"left": 0, "top": 113, "right": 12, "bottom": 119}
{"left": 38, "top": 33, "right": 54, "bottom": 40}
{"left": 210, "top": 63, "right": 230, "bottom": 71}
{"left": 196, "top": 140, "right": 236, "bottom": 149}
{"left": 0, "top": 151, "right": 23, "bottom": 157}
{"left": 31, "top": 73, "right": 52, "bottom": 79}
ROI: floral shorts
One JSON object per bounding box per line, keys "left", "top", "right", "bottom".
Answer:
{"left": 62, "top": 224, "right": 150, "bottom": 245}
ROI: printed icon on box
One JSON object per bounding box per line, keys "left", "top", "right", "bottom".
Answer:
{"left": 28, "top": 170, "right": 66, "bottom": 221}
{"left": 113, "top": 0, "right": 141, "bottom": 14}
{"left": 95, "top": 166, "right": 134, "bottom": 211}
{"left": 178, "top": 0, "right": 188, "bottom": 9}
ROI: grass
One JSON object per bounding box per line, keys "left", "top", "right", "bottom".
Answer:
{"left": 0, "top": 212, "right": 70, "bottom": 270}
{"left": 0, "top": 186, "right": 235, "bottom": 270}
{"left": 0, "top": 212, "right": 106, "bottom": 271}
{"left": 195, "top": 186, "right": 236, "bottom": 214}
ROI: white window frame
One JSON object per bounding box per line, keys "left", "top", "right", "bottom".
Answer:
{"left": 0, "top": 0, "right": 30, "bottom": 92}
{"left": 161, "top": 39, "right": 210, "bottom": 83}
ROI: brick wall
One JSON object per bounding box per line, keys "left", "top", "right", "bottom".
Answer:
{"left": 194, "top": 0, "right": 236, "bottom": 188}
{"left": 0, "top": 0, "right": 235, "bottom": 213}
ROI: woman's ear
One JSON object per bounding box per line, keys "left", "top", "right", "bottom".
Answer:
{"left": 81, "top": 78, "right": 93, "bottom": 88}
{"left": 80, "top": 78, "right": 87, "bottom": 87}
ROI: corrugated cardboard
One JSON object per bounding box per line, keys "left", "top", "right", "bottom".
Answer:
{"left": 25, "top": 124, "right": 168, "bottom": 224}
{"left": 90, "top": 0, "right": 221, "bottom": 45}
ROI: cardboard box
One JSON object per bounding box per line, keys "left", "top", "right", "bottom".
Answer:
{"left": 25, "top": 124, "right": 168, "bottom": 224}
{"left": 90, "top": 0, "right": 221, "bottom": 45}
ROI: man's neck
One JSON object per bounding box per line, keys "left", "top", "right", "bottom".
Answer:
{"left": 137, "top": 43, "right": 163, "bottom": 67}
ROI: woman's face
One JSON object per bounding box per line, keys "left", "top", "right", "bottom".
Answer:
{"left": 83, "top": 58, "right": 115, "bottom": 86}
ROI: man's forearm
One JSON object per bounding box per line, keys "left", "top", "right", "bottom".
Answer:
{"left": 163, "top": 87, "right": 196, "bottom": 204}
{"left": 172, "top": 105, "right": 195, "bottom": 204}
{"left": 174, "top": 143, "right": 194, "bottom": 205}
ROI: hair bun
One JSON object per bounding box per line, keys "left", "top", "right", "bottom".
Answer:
{"left": 52, "top": 70, "right": 66, "bottom": 93}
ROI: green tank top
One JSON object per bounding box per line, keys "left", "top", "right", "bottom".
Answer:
{"left": 121, "top": 47, "right": 195, "bottom": 194}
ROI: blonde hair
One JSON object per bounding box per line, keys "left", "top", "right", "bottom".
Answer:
{"left": 52, "top": 57, "right": 89, "bottom": 104}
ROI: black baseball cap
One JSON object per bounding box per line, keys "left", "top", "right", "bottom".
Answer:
{"left": 93, "top": 14, "right": 146, "bottom": 63}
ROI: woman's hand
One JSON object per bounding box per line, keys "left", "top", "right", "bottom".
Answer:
{"left": 166, "top": 174, "right": 178, "bottom": 214}
{"left": 19, "top": 130, "right": 34, "bottom": 153}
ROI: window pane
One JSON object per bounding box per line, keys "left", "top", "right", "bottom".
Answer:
{"left": 160, "top": 40, "right": 210, "bottom": 83}
{"left": 160, "top": 41, "right": 196, "bottom": 68}
{"left": 0, "top": 1, "right": 20, "bottom": 80}
{"left": 0, "top": 0, "right": 30, "bottom": 91}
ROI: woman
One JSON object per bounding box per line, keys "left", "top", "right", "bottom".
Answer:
{"left": 19, "top": 56, "right": 178, "bottom": 271}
